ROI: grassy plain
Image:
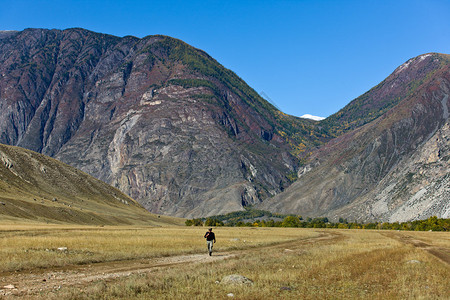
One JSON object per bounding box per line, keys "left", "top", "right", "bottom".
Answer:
{"left": 0, "top": 225, "right": 317, "bottom": 273}
{"left": 1, "top": 225, "right": 449, "bottom": 299}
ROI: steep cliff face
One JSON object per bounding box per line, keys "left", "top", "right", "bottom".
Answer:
{"left": 0, "top": 28, "right": 299, "bottom": 217}
{"left": 259, "top": 53, "right": 450, "bottom": 222}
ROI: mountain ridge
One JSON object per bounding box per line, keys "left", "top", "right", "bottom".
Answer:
{"left": 319, "top": 53, "right": 449, "bottom": 136}
{"left": 259, "top": 53, "right": 450, "bottom": 221}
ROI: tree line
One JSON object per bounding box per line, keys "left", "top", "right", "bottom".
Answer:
{"left": 185, "top": 215, "right": 449, "bottom": 231}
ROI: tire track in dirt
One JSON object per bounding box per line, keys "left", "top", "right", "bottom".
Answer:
{"left": 380, "top": 231, "right": 450, "bottom": 265}
{"left": 0, "top": 230, "right": 341, "bottom": 297}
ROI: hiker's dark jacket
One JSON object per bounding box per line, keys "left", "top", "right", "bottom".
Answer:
{"left": 204, "top": 231, "right": 215, "bottom": 241}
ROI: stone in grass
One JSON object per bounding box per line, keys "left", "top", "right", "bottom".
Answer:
{"left": 227, "top": 293, "right": 234, "bottom": 297}
{"left": 221, "top": 274, "right": 253, "bottom": 286}
{"left": 406, "top": 260, "right": 422, "bottom": 264}
{"left": 57, "top": 247, "right": 68, "bottom": 251}
{"left": 3, "top": 285, "right": 16, "bottom": 289}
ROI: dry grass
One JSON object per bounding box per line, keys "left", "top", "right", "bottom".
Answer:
{"left": 0, "top": 225, "right": 318, "bottom": 273}
{"left": 44, "top": 229, "right": 450, "bottom": 300}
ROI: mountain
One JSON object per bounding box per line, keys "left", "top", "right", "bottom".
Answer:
{"left": 259, "top": 53, "right": 450, "bottom": 222}
{"left": 0, "top": 143, "right": 181, "bottom": 225}
{"left": 0, "top": 28, "right": 323, "bottom": 218}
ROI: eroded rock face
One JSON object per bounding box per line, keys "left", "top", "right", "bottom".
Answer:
{"left": 367, "top": 117, "right": 450, "bottom": 222}
{"left": 0, "top": 28, "right": 296, "bottom": 217}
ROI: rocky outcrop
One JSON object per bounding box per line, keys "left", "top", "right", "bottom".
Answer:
{"left": 0, "top": 28, "right": 298, "bottom": 217}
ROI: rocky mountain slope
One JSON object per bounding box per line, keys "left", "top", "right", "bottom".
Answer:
{"left": 0, "top": 143, "right": 181, "bottom": 225}
{"left": 0, "top": 28, "right": 323, "bottom": 217}
{"left": 259, "top": 53, "right": 450, "bottom": 222}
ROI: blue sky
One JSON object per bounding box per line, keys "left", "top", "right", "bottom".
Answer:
{"left": 1, "top": 0, "right": 449, "bottom": 118}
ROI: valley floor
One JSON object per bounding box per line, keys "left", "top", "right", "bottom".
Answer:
{"left": 0, "top": 226, "right": 448, "bottom": 299}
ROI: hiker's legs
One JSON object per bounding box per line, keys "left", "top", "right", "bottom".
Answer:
{"left": 207, "top": 241, "right": 213, "bottom": 255}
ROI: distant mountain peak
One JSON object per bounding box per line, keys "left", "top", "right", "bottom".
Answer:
{"left": 300, "top": 114, "right": 325, "bottom": 121}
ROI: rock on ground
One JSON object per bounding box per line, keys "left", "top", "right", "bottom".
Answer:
{"left": 221, "top": 274, "right": 253, "bottom": 285}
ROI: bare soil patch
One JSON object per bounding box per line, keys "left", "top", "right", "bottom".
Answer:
{"left": 381, "top": 231, "right": 450, "bottom": 265}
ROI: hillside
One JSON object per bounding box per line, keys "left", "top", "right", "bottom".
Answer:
{"left": 0, "top": 143, "right": 181, "bottom": 225}
{"left": 0, "top": 28, "right": 325, "bottom": 217}
{"left": 260, "top": 53, "right": 450, "bottom": 222}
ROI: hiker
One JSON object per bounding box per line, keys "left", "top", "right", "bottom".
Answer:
{"left": 204, "top": 228, "right": 216, "bottom": 256}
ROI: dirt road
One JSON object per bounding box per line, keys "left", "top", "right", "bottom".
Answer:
{"left": 0, "top": 253, "right": 235, "bottom": 297}
{"left": 381, "top": 231, "right": 450, "bottom": 265}
{"left": 0, "top": 231, "right": 340, "bottom": 297}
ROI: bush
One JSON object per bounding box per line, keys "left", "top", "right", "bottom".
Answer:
{"left": 281, "top": 216, "right": 302, "bottom": 227}
{"left": 204, "top": 218, "right": 224, "bottom": 227}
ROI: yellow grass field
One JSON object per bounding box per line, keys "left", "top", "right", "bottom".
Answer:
{"left": 0, "top": 225, "right": 448, "bottom": 299}
{"left": 0, "top": 225, "right": 318, "bottom": 272}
